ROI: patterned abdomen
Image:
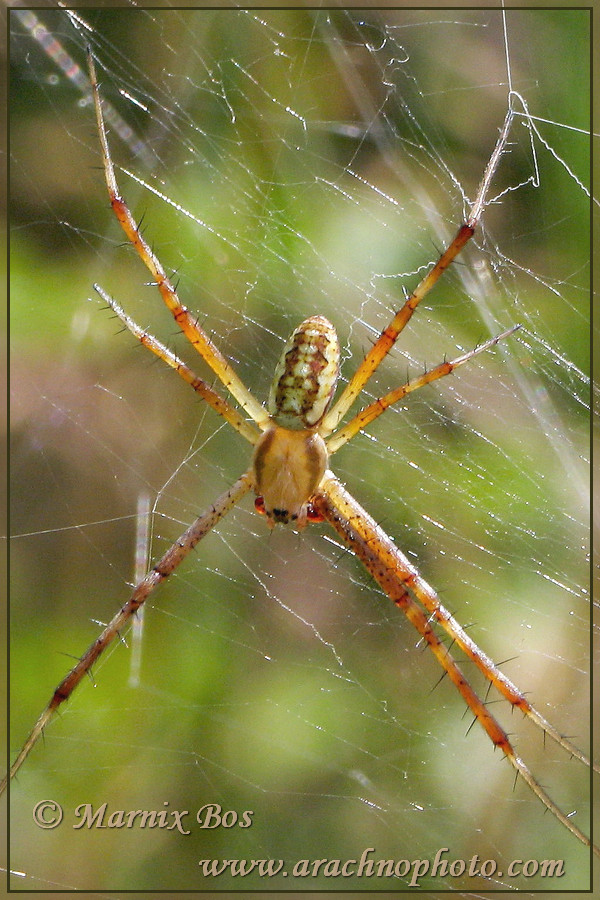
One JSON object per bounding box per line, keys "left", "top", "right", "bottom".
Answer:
{"left": 268, "top": 315, "right": 340, "bottom": 430}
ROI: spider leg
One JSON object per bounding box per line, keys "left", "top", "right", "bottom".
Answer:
{"left": 326, "top": 325, "right": 520, "bottom": 454}
{"left": 315, "top": 471, "right": 597, "bottom": 855}
{"left": 87, "top": 50, "right": 270, "bottom": 431}
{"left": 320, "top": 107, "right": 516, "bottom": 438}
{"left": 95, "top": 284, "right": 260, "bottom": 445}
{"left": 321, "top": 472, "right": 595, "bottom": 771}
{"left": 1, "top": 470, "right": 253, "bottom": 794}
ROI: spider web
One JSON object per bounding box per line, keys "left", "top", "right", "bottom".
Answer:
{"left": 9, "top": 7, "right": 593, "bottom": 894}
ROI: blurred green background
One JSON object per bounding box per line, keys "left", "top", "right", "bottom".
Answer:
{"left": 10, "top": 6, "right": 591, "bottom": 892}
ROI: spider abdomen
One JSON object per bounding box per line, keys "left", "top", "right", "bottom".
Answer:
{"left": 268, "top": 315, "right": 340, "bottom": 430}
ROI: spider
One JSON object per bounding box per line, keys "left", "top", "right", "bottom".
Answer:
{"left": 5, "top": 49, "right": 596, "bottom": 858}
